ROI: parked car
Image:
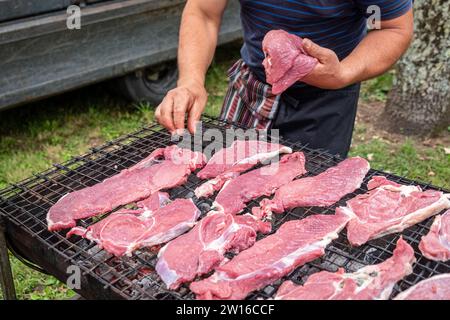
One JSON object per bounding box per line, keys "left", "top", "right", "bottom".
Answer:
{"left": 0, "top": 0, "right": 242, "bottom": 110}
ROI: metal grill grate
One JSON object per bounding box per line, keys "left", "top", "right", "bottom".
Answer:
{"left": 0, "top": 116, "right": 449, "bottom": 300}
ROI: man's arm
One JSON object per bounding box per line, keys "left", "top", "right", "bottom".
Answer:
{"left": 302, "top": 8, "right": 414, "bottom": 89}
{"left": 156, "top": 0, "right": 228, "bottom": 134}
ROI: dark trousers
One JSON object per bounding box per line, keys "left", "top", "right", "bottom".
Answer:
{"left": 273, "top": 83, "right": 361, "bottom": 158}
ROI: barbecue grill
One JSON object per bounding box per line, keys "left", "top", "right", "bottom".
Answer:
{"left": 0, "top": 116, "right": 449, "bottom": 300}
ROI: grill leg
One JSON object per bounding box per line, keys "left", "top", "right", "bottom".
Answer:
{"left": 0, "top": 218, "right": 16, "bottom": 300}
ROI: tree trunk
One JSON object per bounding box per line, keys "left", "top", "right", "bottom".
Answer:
{"left": 382, "top": 0, "right": 450, "bottom": 136}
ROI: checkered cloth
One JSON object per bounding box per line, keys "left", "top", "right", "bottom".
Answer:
{"left": 219, "top": 59, "right": 281, "bottom": 130}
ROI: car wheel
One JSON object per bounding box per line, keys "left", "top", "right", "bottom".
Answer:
{"left": 116, "top": 61, "right": 178, "bottom": 105}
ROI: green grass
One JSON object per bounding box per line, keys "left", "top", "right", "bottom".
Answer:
{"left": 0, "top": 95, "right": 154, "bottom": 190}
{"left": 7, "top": 258, "right": 75, "bottom": 300}
{"left": 360, "top": 72, "right": 394, "bottom": 102}
{"left": 0, "top": 43, "right": 448, "bottom": 299}
{"left": 350, "top": 139, "right": 449, "bottom": 189}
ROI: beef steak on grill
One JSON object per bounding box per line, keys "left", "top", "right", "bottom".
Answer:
{"left": 394, "top": 274, "right": 450, "bottom": 300}
{"left": 67, "top": 198, "right": 200, "bottom": 256}
{"left": 136, "top": 191, "right": 170, "bottom": 211}
{"left": 156, "top": 212, "right": 271, "bottom": 289}
{"left": 47, "top": 145, "right": 206, "bottom": 231}
{"left": 253, "top": 157, "right": 369, "bottom": 219}
{"left": 212, "top": 152, "right": 307, "bottom": 215}
{"left": 275, "top": 237, "right": 415, "bottom": 300}
{"left": 189, "top": 211, "right": 350, "bottom": 300}
{"left": 262, "top": 30, "right": 317, "bottom": 95}
{"left": 340, "top": 176, "right": 450, "bottom": 246}
{"left": 195, "top": 140, "right": 292, "bottom": 198}
{"left": 419, "top": 209, "right": 450, "bottom": 261}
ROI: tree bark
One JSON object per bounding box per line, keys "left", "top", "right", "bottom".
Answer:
{"left": 382, "top": 0, "right": 450, "bottom": 136}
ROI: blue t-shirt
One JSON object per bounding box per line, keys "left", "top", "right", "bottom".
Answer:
{"left": 240, "top": 0, "right": 413, "bottom": 83}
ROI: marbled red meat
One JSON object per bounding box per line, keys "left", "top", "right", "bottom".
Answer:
{"left": 262, "top": 30, "right": 317, "bottom": 94}
{"left": 419, "top": 209, "right": 450, "bottom": 261}
{"left": 156, "top": 212, "right": 271, "bottom": 289}
{"left": 189, "top": 212, "right": 350, "bottom": 300}
{"left": 212, "top": 152, "right": 306, "bottom": 215}
{"left": 136, "top": 191, "right": 170, "bottom": 211}
{"left": 253, "top": 157, "right": 369, "bottom": 219}
{"left": 47, "top": 145, "right": 205, "bottom": 231}
{"left": 341, "top": 176, "right": 450, "bottom": 246}
{"left": 275, "top": 237, "right": 415, "bottom": 300}
{"left": 394, "top": 274, "right": 450, "bottom": 300}
{"left": 195, "top": 140, "right": 291, "bottom": 198}
{"left": 67, "top": 198, "right": 200, "bottom": 257}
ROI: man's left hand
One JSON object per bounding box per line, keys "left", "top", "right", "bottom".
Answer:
{"left": 301, "top": 38, "right": 350, "bottom": 90}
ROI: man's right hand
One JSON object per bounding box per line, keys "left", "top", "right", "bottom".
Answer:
{"left": 155, "top": 80, "right": 208, "bottom": 135}
{"left": 156, "top": 0, "right": 226, "bottom": 134}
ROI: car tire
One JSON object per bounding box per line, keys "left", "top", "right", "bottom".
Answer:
{"left": 116, "top": 61, "right": 178, "bottom": 105}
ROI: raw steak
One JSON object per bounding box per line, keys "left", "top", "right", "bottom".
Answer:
{"left": 67, "top": 198, "right": 200, "bottom": 257}
{"left": 262, "top": 30, "right": 317, "bottom": 95}
{"left": 47, "top": 145, "right": 206, "bottom": 231}
{"left": 195, "top": 140, "right": 292, "bottom": 198}
{"left": 189, "top": 211, "right": 350, "bottom": 300}
{"left": 253, "top": 157, "right": 369, "bottom": 219}
{"left": 156, "top": 212, "right": 271, "bottom": 289}
{"left": 137, "top": 191, "right": 170, "bottom": 211}
{"left": 340, "top": 176, "right": 450, "bottom": 246}
{"left": 212, "top": 152, "right": 306, "bottom": 215}
{"left": 419, "top": 209, "right": 450, "bottom": 261}
{"left": 394, "top": 274, "right": 450, "bottom": 300}
{"left": 275, "top": 237, "right": 415, "bottom": 300}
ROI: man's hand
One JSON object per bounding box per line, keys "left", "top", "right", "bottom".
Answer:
{"left": 155, "top": 0, "right": 226, "bottom": 134}
{"left": 155, "top": 80, "right": 208, "bottom": 134}
{"left": 301, "top": 9, "right": 413, "bottom": 90}
{"left": 301, "top": 38, "right": 349, "bottom": 90}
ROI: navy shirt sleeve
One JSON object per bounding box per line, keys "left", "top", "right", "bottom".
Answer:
{"left": 355, "top": 0, "right": 413, "bottom": 20}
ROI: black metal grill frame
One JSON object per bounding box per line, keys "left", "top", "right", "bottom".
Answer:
{"left": 0, "top": 116, "right": 449, "bottom": 300}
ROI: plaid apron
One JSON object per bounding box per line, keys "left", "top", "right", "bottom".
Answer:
{"left": 219, "top": 59, "right": 281, "bottom": 130}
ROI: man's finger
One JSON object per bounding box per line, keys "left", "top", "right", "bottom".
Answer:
{"left": 158, "top": 96, "right": 176, "bottom": 133}
{"left": 302, "top": 38, "right": 332, "bottom": 63}
{"left": 187, "top": 97, "right": 206, "bottom": 134}
{"left": 172, "top": 90, "right": 191, "bottom": 133}
{"left": 155, "top": 105, "right": 161, "bottom": 122}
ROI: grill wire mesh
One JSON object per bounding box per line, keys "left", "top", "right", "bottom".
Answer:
{"left": 0, "top": 116, "right": 449, "bottom": 300}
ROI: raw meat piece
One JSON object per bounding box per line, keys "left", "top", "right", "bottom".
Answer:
{"left": 195, "top": 171, "right": 237, "bottom": 199}
{"left": 156, "top": 212, "right": 272, "bottom": 289}
{"left": 275, "top": 237, "right": 415, "bottom": 300}
{"left": 262, "top": 30, "right": 317, "bottom": 95}
{"left": 253, "top": 157, "right": 369, "bottom": 219}
{"left": 197, "top": 140, "right": 291, "bottom": 179}
{"left": 341, "top": 176, "right": 450, "bottom": 246}
{"left": 419, "top": 209, "right": 450, "bottom": 261}
{"left": 189, "top": 211, "right": 350, "bottom": 300}
{"left": 67, "top": 198, "right": 200, "bottom": 257}
{"left": 137, "top": 191, "right": 170, "bottom": 211}
{"left": 212, "top": 152, "right": 306, "bottom": 215}
{"left": 394, "top": 274, "right": 450, "bottom": 300}
{"left": 47, "top": 145, "right": 206, "bottom": 231}
{"left": 195, "top": 140, "right": 292, "bottom": 198}
{"left": 367, "top": 175, "right": 399, "bottom": 190}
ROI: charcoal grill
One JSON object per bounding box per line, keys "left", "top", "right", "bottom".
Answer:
{"left": 0, "top": 116, "right": 449, "bottom": 300}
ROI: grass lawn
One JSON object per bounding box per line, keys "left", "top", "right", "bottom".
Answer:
{"left": 0, "top": 42, "right": 448, "bottom": 299}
